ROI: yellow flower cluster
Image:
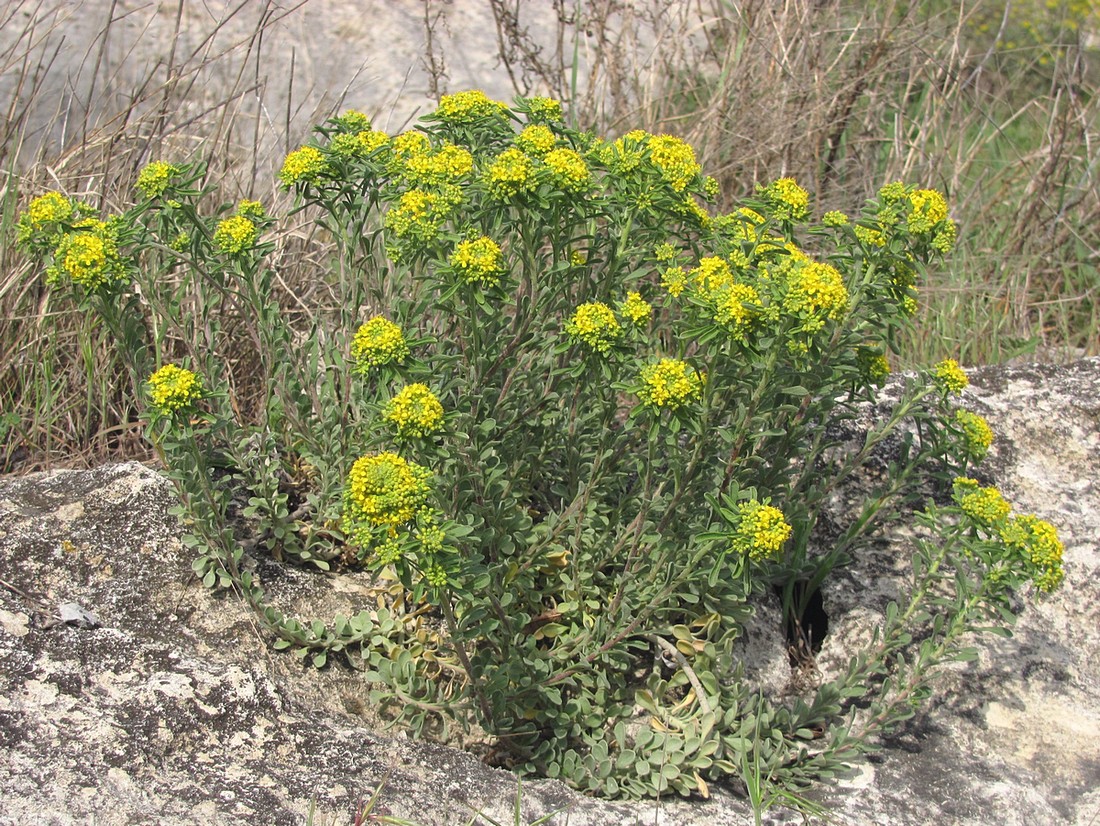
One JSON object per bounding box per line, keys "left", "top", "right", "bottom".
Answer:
{"left": 384, "top": 383, "right": 445, "bottom": 439}
{"left": 279, "top": 145, "right": 327, "bottom": 187}
{"left": 713, "top": 283, "right": 759, "bottom": 340}
{"left": 136, "top": 162, "right": 182, "bottom": 199}
{"left": 823, "top": 210, "right": 849, "bottom": 227}
{"left": 435, "top": 90, "right": 508, "bottom": 123}
{"left": 543, "top": 148, "right": 590, "bottom": 192}
{"left": 566, "top": 302, "right": 622, "bottom": 354}
{"left": 237, "top": 200, "right": 266, "bottom": 220}
{"left": 213, "top": 215, "right": 257, "bottom": 255}
{"left": 731, "top": 501, "right": 792, "bottom": 562}
{"left": 450, "top": 236, "right": 506, "bottom": 287}
{"left": 384, "top": 188, "right": 454, "bottom": 242}
{"left": 761, "top": 177, "right": 809, "bottom": 221}
{"left": 17, "top": 192, "right": 85, "bottom": 252}
{"left": 660, "top": 265, "right": 688, "bottom": 297}
{"left": 345, "top": 452, "right": 433, "bottom": 531}
{"left": 1000, "top": 514, "right": 1065, "bottom": 592}
{"left": 351, "top": 316, "right": 410, "bottom": 371}
{"left": 854, "top": 225, "right": 886, "bottom": 247}
{"left": 784, "top": 262, "right": 849, "bottom": 320}
{"left": 333, "top": 110, "right": 372, "bottom": 132}
{"left": 404, "top": 144, "right": 475, "bottom": 184}
{"left": 515, "top": 124, "right": 557, "bottom": 155}
{"left": 48, "top": 223, "right": 128, "bottom": 292}
{"left": 955, "top": 478, "right": 1012, "bottom": 524}
{"left": 618, "top": 292, "right": 652, "bottom": 326}
{"left": 934, "top": 359, "right": 969, "bottom": 395}
{"left": 330, "top": 130, "right": 390, "bottom": 159}
{"left": 391, "top": 131, "right": 431, "bottom": 160}
{"left": 637, "top": 358, "right": 703, "bottom": 409}
{"left": 146, "top": 364, "right": 203, "bottom": 416}
{"left": 858, "top": 349, "right": 891, "bottom": 384}
{"left": 955, "top": 409, "right": 993, "bottom": 461}
{"left": 691, "top": 256, "right": 734, "bottom": 299}
{"left": 647, "top": 135, "right": 701, "bottom": 192}
{"left": 525, "top": 96, "right": 563, "bottom": 122}
{"left": 486, "top": 148, "right": 536, "bottom": 199}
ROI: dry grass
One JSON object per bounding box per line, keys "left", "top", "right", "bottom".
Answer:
{"left": 2, "top": 0, "right": 1098, "bottom": 470}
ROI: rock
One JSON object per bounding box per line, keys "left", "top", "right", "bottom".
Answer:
{"left": 1, "top": 359, "right": 1098, "bottom": 825}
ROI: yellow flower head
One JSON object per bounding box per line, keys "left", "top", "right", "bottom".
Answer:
{"left": 854, "top": 225, "right": 886, "bottom": 247}
{"left": 760, "top": 177, "right": 809, "bottom": 221}
{"left": 383, "top": 188, "right": 453, "bottom": 242}
{"left": 713, "top": 283, "right": 760, "bottom": 341}
{"left": 404, "top": 144, "right": 475, "bottom": 184}
{"left": 823, "top": 210, "right": 849, "bottom": 227}
{"left": 525, "top": 96, "right": 563, "bottom": 122}
{"left": 147, "top": 364, "right": 203, "bottom": 416}
{"left": 450, "top": 236, "right": 506, "bottom": 287}
{"left": 136, "top": 162, "right": 183, "bottom": 199}
{"left": 330, "top": 130, "right": 390, "bottom": 159}
{"left": 213, "top": 215, "right": 257, "bottom": 255}
{"left": 661, "top": 265, "right": 688, "bottom": 297}
{"left": 784, "top": 261, "right": 849, "bottom": 320}
{"left": 953, "top": 477, "right": 1010, "bottom": 524}
{"left": 278, "top": 145, "right": 327, "bottom": 188}
{"left": 637, "top": 358, "right": 704, "bottom": 410}
{"left": 487, "top": 148, "right": 536, "bottom": 199}
{"left": 237, "top": 200, "right": 266, "bottom": 220}
{"left": 351, "top": 316, "right": 410, "bottom": 371}
{"left": 691, "top": 256, "right": 735, "bottom": 300}
{"left": 344, "top": 452, "right": 433, "bottom": 531}
{"left": 934, "top": 359, "right": 969, "bottom": 395}
{"left": 17, "top": 192, "right": 89, "bottom": 252}
{"left": 543, "top": 148, "right": 590, "bottom": 192}
{"left": 647, "top": 134, "right": 701, "bottom": 192}
{"left": 1000, "top": 514, "right": 1065, "bottom": 592}
{"left": 515, "top": 124, "right": 557, "bottom": 155}
{"left": 47, "top": 224, "right": 128, "bottom": 292}
{"left": 333, "top": 110, "right": 372, "bottom": 132}
{"left": 618, "top": 292, "right": 652, "bottom": 327}
{"left": 384, "top": 383, "right": 445, "bottom": 440}
{"left": 436, "top": 90, "right": 508, "bottom": 124}
{"left": 955, "top": 409, "right": 993, "bottom": 462}
{"left": 566, "top": 302, "right": 622, "bottom": 354}
{"left": 731, "top": 501, "right": 792, "bottom": 562}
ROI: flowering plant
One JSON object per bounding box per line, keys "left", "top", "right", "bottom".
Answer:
{"left": 16, "top": 93, "right": 1063, "bottom": 808}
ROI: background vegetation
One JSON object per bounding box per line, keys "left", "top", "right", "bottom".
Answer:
{"left": 2, "top": 0, "right": 1097, "bottom": 471}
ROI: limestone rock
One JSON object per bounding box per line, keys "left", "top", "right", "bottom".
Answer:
{"left": 1, "top": 358, "right": 1099, "bottom": 825}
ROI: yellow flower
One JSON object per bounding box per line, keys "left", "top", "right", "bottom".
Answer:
{"left": 934, "top": 359, "right": 969, "bottom": 395}
{"left": 731, "top": 501, "right": 792, "bottom": 562}
{"left": 383, "top": 189, "right": 453, "bottom": 242}
{"left": 954, "top": 477, "right": 1010, "bottom": 524}
{"left": 955, "top": 410, "right": 993, "bottom": 462}
{"left": 404, "top": 144, "right": 475, "bottom": 184}
{"left": 330, "top": 130, "right": 390, "bottom": 159}
{"left": 525, "top": 96, "right": 563, "bottom": 122}
{"left": 854, "top": 225, "right": 886, "bottom": 247}
{"left": 515, "top": 124, "right": 557, "bottom": 155}
{"left": 278, "top": 145, "right": 327, "bottom": 187}
{"left": 543, "top": 148, "right": 590, "bottom": 192}
{"left": 147, "top": 364, "right": 203, "bottom": 416}
{"left": 136, "top": 162, "right": 182, "bottom": 199}
{"left": 566, "top": 302, "right": 622, "bottom": 354}
{"left": 436, "top": 90, "right": 508, "bottom": 123}
{"left": 487, "top": 148, "right": 536, "bottom": 199}
{"left": 661, "top": 265, "right": 688, "bottom": 297}
{"left": 618, "top": 292, "right": 652, "bottom": 327}
{"left": 237, "top": 200, "right": 266, "bottom": 220}
{"left": 1000, "top": 514, "right": 1065, "bottom": 592}
{"left": 647, "top": 134, "right": 701, "bottom": 192}
{"left": 712, "top": 283, "right": 759, "bottom": 340}
{"left": 47, "top": 224, "right": 128, "bottom": 292}
{"left": 213, "top": 215, "right": 257, "bottom": 255}
{"left": 691, "top": 256, "right": 735, "bottom": 299}
{"left": 344, "top": 452, "right": 433, "bottom": 532}
{"left": 351, "top": 317, "right": 410, "bottom": 371}
{"left": 17, "top": 192, "right": 87, "bottom": 252}
{"left": 450, "top": 236, "right": 506, "bottom": 287}
{"left": 784, "top": 261, "right": 849, "bottom": 320}
{"left": 637, "top": 358, "right": 704, "bottom": 410}
{"left": 761, "top": 177, "right": 809, "bottom": 220}
{"left": 823, "top": 210, "right": 849, "bottom": 226}
{"left": 333, "top": 110, "right": 372, "bottom": 132}
{"left": 384, "top": 384, "right": 445, "bottom": 439}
